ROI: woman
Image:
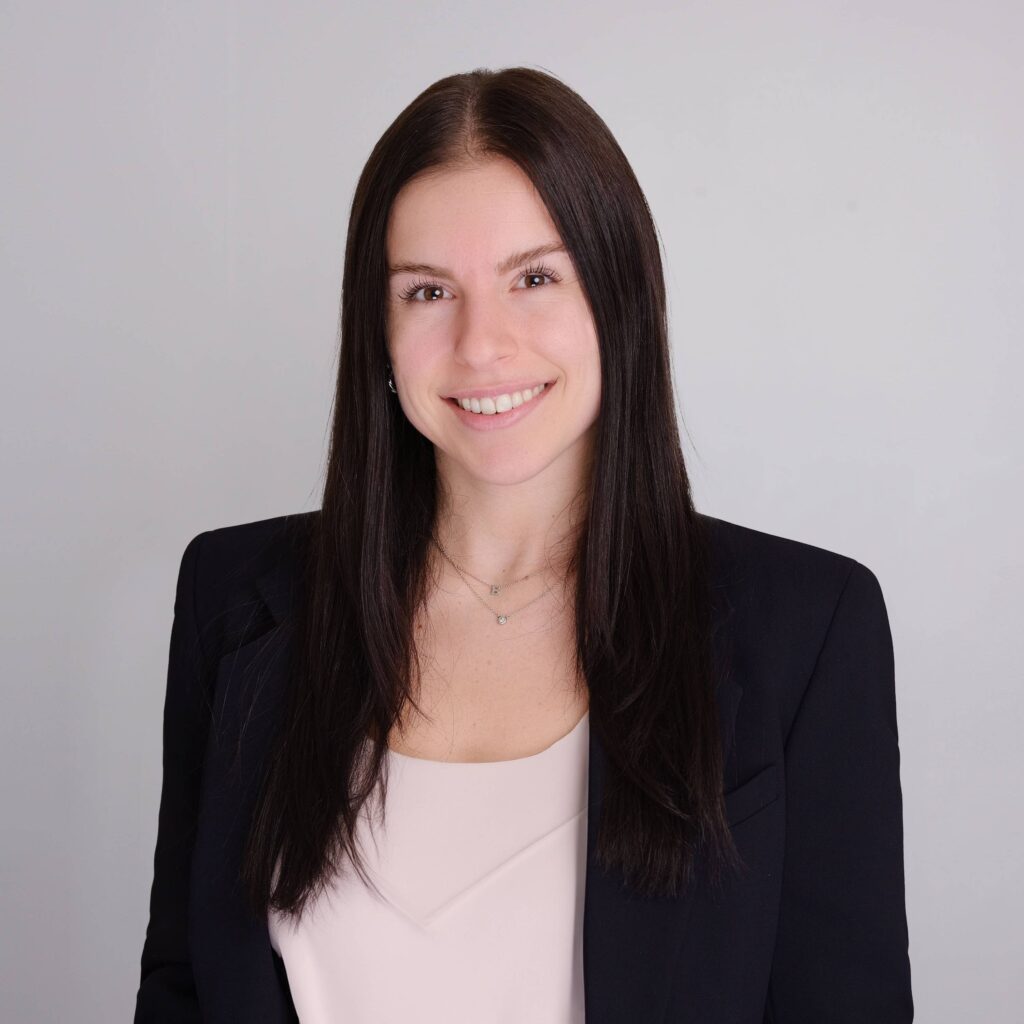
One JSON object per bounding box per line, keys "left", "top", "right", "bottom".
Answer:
{"left": 134, "top": 67, "right": 913, "bottom": 1022}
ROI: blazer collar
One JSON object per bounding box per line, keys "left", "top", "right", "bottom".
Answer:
{"left": 189, "top": 556, "right": 743, "bottom": 1023}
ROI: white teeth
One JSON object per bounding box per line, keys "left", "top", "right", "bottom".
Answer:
{"left": 458, "top": 382, "right": 546, "bottom": 415}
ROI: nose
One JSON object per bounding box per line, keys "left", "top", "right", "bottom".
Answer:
{"left": 452, "top": 288, "right": 520, "bottom": 369}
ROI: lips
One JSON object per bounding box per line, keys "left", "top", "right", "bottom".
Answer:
{"left": 445, "top": 378, "right": 555, "bottom": 430}
{"left": 445, "top": 380, "right": 554, "bottom": 402}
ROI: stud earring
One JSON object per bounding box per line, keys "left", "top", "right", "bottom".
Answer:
{"left": 386, "top": 365, "right": 397, "bottom": 393}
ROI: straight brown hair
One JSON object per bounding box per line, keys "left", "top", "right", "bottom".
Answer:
{"left": 240, "top": 66, "right": 740, "bottom": 924}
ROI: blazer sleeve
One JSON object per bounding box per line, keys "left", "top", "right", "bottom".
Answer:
{"left": 765, "top": 560, "right": 914, "bottom": 1022}
{"left": 134, "top": 532, "right": 211, "bottom": 1023}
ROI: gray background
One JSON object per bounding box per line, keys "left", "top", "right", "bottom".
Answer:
{"left": 2, "top": 1, "right": 1020, "bottom": 1020}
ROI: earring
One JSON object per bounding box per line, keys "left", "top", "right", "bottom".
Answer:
{"left": 386, "top": 364, "right": 397, "bottom": 393}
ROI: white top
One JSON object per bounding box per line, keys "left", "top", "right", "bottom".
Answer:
{"left": 268, "top": 711, "right": 590, "bottom": 1023}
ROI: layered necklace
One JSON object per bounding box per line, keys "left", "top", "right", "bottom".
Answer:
{"left": 430, "top": 534, "right": 568, "bottom": 626}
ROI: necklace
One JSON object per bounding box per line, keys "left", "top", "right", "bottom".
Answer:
{"left": 430, "top": 535, "right": 562, "bottom": 626}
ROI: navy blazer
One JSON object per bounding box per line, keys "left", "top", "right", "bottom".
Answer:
{"left": 134, "top": 511, "right": 913, "bottom": 1022}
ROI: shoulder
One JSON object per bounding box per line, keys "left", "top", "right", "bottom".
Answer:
{"left": 697, "top": 510, "right": 883, "bottom": 610}
{"left": 696, "top": 512, "right": 891, "bottom": 721}
{"left": 180, "top": 510, "right": 319, "bottom": 658}
{"left": 188, "top": 510, "right": 317, "bottom": 574}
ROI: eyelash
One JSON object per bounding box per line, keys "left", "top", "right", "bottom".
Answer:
{"left": 397, "top": 263, "right": 562, "bottom": 304}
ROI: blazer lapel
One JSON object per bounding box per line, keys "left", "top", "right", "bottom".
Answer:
{"left": 189, "top": 553, "right": 743, "bottom": 1024}
{"left": 189, "top": 566, "right": 300, "bottom": 1023}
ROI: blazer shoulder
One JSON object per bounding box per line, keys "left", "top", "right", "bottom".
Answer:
{"left": 193, "top": 509, "right": 317, "bottom": 573}
{"left": 698, "top": 511, "right": 872, "bottom": 604}
{"left": 183, "top": 510, "right": 319, "bottom": 658}
{"left": 697, "top": 513, "right": 891, "bottom": 726}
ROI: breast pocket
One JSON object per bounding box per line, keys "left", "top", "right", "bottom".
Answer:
{"left": 724, "top": 762, "right": 780, "bottom": 828}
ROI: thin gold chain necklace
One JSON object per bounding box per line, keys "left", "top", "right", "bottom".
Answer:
{"left": 430, "top": 535, "right": 560, "bottom": 626}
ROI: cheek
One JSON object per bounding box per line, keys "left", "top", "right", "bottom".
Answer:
{"left": 388, "top": 321, "right": 444, "bottom": 377}
{"left": 532, "top": 296, "right": 596, "bottom": 348}
{"left": 556, "top": 312, "right": 600, "bottom": 372}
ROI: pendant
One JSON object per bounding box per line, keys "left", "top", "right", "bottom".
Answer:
{"left": 497, "top": 614, "right": 508, "bottom": 624}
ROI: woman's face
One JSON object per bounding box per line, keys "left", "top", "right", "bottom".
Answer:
{"left": 385, "top": 157, "right": 601, "bottom": 487}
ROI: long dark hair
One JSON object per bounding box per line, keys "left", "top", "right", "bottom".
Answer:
{"left": 241, "top": 66, "right": 740, "bottom": 923}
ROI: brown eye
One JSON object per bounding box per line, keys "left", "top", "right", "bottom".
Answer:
{"left": 516, "top": 263, "right": 561, "bottom": 289}
{"left": 399, "top": 281, "right": 448, "bottom": 303}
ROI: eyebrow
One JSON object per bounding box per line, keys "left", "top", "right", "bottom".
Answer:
{"left": 388, "top": 241, "right": 567, "bottom": 278}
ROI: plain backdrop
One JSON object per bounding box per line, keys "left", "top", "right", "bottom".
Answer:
{"left": 2, "top": 1, "right": 1020, "bottom": 1020}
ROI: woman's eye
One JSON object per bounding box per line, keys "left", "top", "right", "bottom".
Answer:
{"left": 517, "top": 272, "right": 550, "bottom": 289}
{"left": 516, "top": 263, "right": 561, "bottom": 289}
{"left": 397, "top": 264, "right": 561, "bottom": 304}
{"left": 399, "top": 282, "right": 449, "bottom": 303}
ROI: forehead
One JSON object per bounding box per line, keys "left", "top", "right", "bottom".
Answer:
{"left": 386, "top": 158, "right": 560, "bottom": 259}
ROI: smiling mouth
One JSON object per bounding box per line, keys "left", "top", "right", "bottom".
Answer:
{"left": 446, "top": 380, "right": 553, "bottom": 415}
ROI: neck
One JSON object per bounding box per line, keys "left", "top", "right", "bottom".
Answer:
{"left": 431, "top": 454, "right": 590, "bottom": 585}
